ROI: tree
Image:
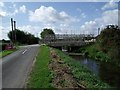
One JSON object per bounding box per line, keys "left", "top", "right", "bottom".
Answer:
{"left": 40, "top": 28, "right": 55, "bottom": 39}
{"left": 98, "top": 25, "right": 120, "bottom": 61}
{"left": 8, "top": 29, "right": 39, "bottom": 45}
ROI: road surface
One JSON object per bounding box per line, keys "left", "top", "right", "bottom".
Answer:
{"left": 2, "top": 44, "right": 39, "bottom": 88}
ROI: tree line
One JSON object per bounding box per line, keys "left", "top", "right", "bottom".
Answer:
{"left": 8, "top": 29, "right": 39, "bottom": 45}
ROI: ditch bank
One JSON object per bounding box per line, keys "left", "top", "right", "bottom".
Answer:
{"left": 27, "top": 45, "right": 110, "bottom": 89}
{"left": 55, "top": 49, "right": 110, "bottom": 88}
{"left": 49, "top": 49, "right": 85, "bottom": 89}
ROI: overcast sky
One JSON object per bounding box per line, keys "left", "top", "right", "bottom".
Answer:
{"left": 0, "top": 1, "right": 119, "bottom": 40}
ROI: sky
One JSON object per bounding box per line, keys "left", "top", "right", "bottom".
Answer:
{"left": 0, "top": 1, "right": 119, "bottom": 40}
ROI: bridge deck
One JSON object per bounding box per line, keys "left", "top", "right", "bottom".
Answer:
{"left": 41, "top": 34, "right": 94, "bottom": 47}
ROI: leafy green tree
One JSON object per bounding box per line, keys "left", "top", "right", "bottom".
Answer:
{"left": 40, "top": 28, "right": 55, "bottom": 39}
{"left": 98, "top": 25, "right": 120, "bottom": 61}
{"left": 8, "top": 29, "right": 39, "bottom": 45}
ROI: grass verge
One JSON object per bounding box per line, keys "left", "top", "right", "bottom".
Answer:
{"left": 0, "top": 49, "right": 18, "bottom": 58}
{"left": 27, "top": 45, "right": 54, "bottom": 88}
{"left": 55, "top": 49, "right": 110, "bottom": 88}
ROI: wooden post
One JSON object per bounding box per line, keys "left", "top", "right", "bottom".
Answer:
{"left": 98, "top": 28, "right": 100, "bottom": 35}
{"left": 13, "top": 21, "right": 16, "bottom": 42}
{"left": 11, "top": 18, "right": 14, "bottom": 43}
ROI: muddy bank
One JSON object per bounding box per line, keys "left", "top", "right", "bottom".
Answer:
{"left": 49, "top": 49, "right": 86, "bottom": 89}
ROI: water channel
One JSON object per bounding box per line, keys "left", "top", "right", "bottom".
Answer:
{"left": 69, "top": 55, "right": 120, "bottom": 88}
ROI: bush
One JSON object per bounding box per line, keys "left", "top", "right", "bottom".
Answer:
{"left": 0, "top": 43, "right": 7, "bottom": 51}
{"left": 98, "top": 25, "right": 120, "bottom": 61}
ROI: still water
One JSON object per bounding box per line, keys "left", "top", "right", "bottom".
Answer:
{"left": 70, "top": 55, "right": 120, "bottom": 88}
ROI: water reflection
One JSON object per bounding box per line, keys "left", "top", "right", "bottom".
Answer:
{"left": 81, "top": 58, "right": 99, "bottom": 76}
{"left": 70, "top": 55, "right": 120, "bottom": 88}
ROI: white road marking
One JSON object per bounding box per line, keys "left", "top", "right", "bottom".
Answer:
{"left": 22, "top": 49, "right": 27, "bottom": 54}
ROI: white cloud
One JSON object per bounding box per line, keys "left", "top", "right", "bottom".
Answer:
{"left": 7, "top": 9, "right": 18, "bottom": 16}
{"left": 0, "top": 10, "right": 7, "bottom": 17}
{"left": 80, "top": 9, "right": 118, "bottom": 35}
{"left": 19, "top": 5, "right": 26, "bottom": 13}
{"left": 0, "top": 26, "right": 3, "bottom": 40}
{"left": 80, "top": 21, "right": 98, "bottom": 34}
{"left": 7, "top": 4, "right": 27, "bottom": 16}
{"left": 1, "top": 24, "right": 62, "bottom": 39}
{"left": 101, "top": 0, "right": 118, "bottom": 10}
{"left": 0, "top": 2, "right": 4, "bottom": 7}
{"left": 13, "top": 9, "right": 18, "bottom": 15}
{"left": 0, "top": 2, "right": 6, "bottom": 17}
{"left": 17, "top": 24, "right": 72, "bottom": 38}
{"left": 96, "top": 9, "right": 118, "bottom": 25}
{"left": 60, "top": 23, "right": 69, "bottom": 27}
{"left": 1, "top": 25, "right": 42, "bottom": 40}
{"left": 18, "top": 25, "right": 41, "bottom": 37}
{"left": 29, "top": 6, "right": 77, "bottom": 24}
{"left": 0, "top": 26, "right": 11, "bottom": 40}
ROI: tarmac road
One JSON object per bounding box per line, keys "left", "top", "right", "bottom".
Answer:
{"left": 2, "top": 44, "right": 39, "bottom": 88}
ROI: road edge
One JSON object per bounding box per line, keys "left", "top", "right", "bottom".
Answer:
{"left": 23, "top": 46, "right": 39, "bottom": 88}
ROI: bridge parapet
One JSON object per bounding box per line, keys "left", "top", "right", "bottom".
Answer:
{"left": 41, "top": 34, "right": 94, "bottom": 47}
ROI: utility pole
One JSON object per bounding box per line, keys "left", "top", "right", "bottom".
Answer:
{"left": 13, "top": 21, "right": 16, "bottom": 42}
{"left": 71, "top": 30, "right": 72, "bottom": 35}
{"left": 98, "top": 28, "right": 100, "bottom": 35}
{"left": 11, "top": 18, "right": 14, "bottom": 43}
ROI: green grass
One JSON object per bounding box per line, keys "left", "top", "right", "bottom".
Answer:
{"left": 0, "top": 49, "right": 17, "bottom": 58}
{"left": 79, "top": 44, "right": 120, "bottom": 68}
{"left": 27, "top": 45, "right": 54, "bottom": 88}
{"left": 26, "top": 45, "right": 110, "bottom": 88}
{"left": 79, "top": 44, "right": 111, "bottom": 63}
{"left": 55, "top": 49, "right": 110, "bottom": 88}
{"left": 78, "top": 43, "right": 120, "bottom": 68}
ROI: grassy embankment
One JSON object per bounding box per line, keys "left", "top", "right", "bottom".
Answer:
{"left": 27, "top": 45, "right": 54, "bottom": 88}
{"left": 56, "top": 49, "right": 110, "bottom": 88}
{"left": 77, "top": 43, "right": 120, "bottom": 67}
{"left": 79, "top": 43, "right": 111, "bottom": 62}
{"left": 27, "top": 45, "right": 110, "bottom": 88}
